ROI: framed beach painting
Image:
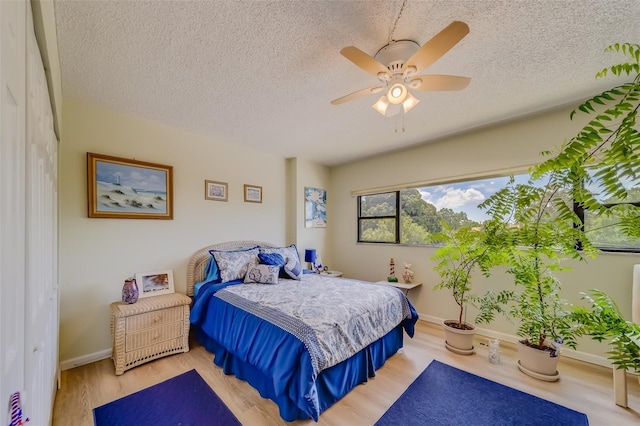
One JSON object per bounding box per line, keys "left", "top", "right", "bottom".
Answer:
{"left": 305, "top": 187, "right": 327, "bottom": 228}
{"left": 244, "top": 184, "right": 262, "bottom": 203}
{"left": 135, "top": 269, "right": 175, "bottom": 299}
{"left": 205, "top": 180, "right": 228, "bottom": 201}
{"left": 87, "top": 152, "right": 173, "bottom": 219}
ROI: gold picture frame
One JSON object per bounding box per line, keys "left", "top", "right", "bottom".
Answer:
{"left": 244, "top": 184, "right": 262, "bottom": 203}
{"left": 87, "top": 152, "right": 173, "bottom": 219}
{"left": 205, "top": 180, "right": 228, "bottom": 202}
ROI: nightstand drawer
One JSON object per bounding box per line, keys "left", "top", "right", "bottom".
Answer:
{"left": 125, "top": 306, "right": 184, "bottom": 333}
{"left": 125, "top": 321, "right": 184, "bottom": 352}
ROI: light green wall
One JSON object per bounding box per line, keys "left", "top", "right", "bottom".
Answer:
{"left": 59, "top": 98, "right": 289, "bottom": 362}
{"left": 329, "top": 106, "right": 640, "bottom": 365}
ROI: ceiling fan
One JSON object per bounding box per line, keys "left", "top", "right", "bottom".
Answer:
{"left": 331, "top": 21, "right": 471, "bottom": 117}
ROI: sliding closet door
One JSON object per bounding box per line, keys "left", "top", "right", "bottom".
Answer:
{"left": 0, "top": 0, "right": 26, "bottom": 410}
{"left": 24, "top": 2, "right": 59, "bottom": 424}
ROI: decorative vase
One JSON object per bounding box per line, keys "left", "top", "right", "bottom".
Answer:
{"left": 122, "top": 278, "right": 138, "bottom": 304}
{"left": 402, "top": 263, "right": 414, "bottom": 283}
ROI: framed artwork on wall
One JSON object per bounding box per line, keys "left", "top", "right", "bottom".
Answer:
{"left": 244, "top": 184, "right": 262, "bottom": 203}
{"left": 305, "top": 187, "right": 327, "bottom": 228}
{"left": 135, "top": 269, "right": 175, "bottom": 299}
{"left": 87, "top": 152, "right": 173, "bottom": 219}
{"left": 205, "top": 180, "right": 228, "bottom": 201}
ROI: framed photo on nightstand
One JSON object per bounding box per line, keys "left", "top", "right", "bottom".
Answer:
{"left": 135, "top": 269, "right": 175, "bottom": 298}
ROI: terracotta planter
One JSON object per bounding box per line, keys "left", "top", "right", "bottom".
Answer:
{"left": 516, "top": 340, "right": 560, "bottom": 381}
{"left": 442, "top": 320, "right": 476, "bottom": 355}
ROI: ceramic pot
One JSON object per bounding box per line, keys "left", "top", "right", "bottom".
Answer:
{"left": 516, "top": 340, "right": 560, "bottom": 381}
{"left": 442, "top": 319, "right": 476, "bottom": 355}
{"left": 122, "top": 278, "right": 139, "bottom": 304}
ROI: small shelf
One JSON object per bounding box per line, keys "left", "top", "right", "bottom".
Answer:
{"left": 320, "top": 270, "right": 343, "bottom": 277}
{"left": 376, "top": 281, "right": 422, "bottom": 295}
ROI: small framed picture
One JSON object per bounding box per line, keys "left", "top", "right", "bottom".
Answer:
{"left": 205, "top": 180, "right": 228, "bottom": 202}
{"left": 244, "top": 184, "right": 262, "bottom": 203}
{"left": 135, "top": 269, "right": 175, "bottom": 299}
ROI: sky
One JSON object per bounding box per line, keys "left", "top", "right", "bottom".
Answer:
{"left": 418, "top": 174, "right": 530, "bottom": 223}
{"left": 96, "top": 160, "right": 167, "bottom": 192}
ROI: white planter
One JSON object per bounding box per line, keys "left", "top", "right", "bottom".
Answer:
{"left": 516, "top": 340, "right": 560, "bottom": 381}
{"left": 442, "top": 320, "right": 476, "bottom": 355}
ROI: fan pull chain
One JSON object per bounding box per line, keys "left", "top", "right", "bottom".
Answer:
{"left": 388, "top": 0, "right": 408, "bottom": 43}
{"left": 394, "top": 111, "right": 406, "bottom": 133}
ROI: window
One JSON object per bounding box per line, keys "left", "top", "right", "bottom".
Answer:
{"left": 358, "top": 175, "right": 524, "bottom": 244}
{"left": 357, "top": 172, "right": 640, "bottom": 252}
{"left": 358, "top": 192, "right": 399, "bottom": 243}
{"left": 583, "top": 171, "right": 640, "bottom": 251}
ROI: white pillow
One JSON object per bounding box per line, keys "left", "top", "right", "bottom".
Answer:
{"left": 284, "top": 257, "right": 302, "bottom": 280}
{"left": 212, "top": 248, "right": 259, "bottom": 283}
{"left": 244, "top": 264, "right": 280, "bottom": 284}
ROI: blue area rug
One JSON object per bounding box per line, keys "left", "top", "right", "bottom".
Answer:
{"left": 375, "top": 360, "right": 589, "bottom": 425}
{"left": 93, "top": 369, "right": 241, "bottom": 426}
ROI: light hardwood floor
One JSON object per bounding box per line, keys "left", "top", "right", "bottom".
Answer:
{"left": 53, "top": 320, "right": 640, "bottom": 425}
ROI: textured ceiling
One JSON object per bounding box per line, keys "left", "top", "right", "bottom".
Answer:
{"left": 54, "top": 0, "right": 640, "bottom": 166}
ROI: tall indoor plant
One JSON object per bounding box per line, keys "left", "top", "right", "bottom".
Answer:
{"left": 431, "top": 222, "right": 512, "bottom": 354}
{"left": 480, "top": 43, "right": 640, "bottom": 380}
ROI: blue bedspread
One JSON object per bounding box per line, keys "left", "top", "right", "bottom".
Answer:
{"left": 191, "top": 275, "right": 418, "bottom": 421}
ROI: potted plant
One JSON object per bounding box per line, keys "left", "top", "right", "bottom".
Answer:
{"left": 570, "top": 290, "right": 640, "bottom": 406}
{"left": 431, "top": 222, "right": 513, "bottom": 354}
{"left": 480, "top": 42, "right": 640, "bottom": 380}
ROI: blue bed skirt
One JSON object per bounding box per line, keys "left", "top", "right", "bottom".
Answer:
{"left": 195, "top": 324, "right": 404, "bottom": 421}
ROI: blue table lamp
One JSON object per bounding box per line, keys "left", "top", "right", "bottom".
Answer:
{"left": 304, "top": 249, "right": 317, "bottom": 270}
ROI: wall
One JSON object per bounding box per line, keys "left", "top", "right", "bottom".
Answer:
{"left": 59, "top": 97, "right": 289, "bottom": 365}
{"left": 329, "top": 105, "right": 640, "bottom": 365}
{"left": 288, "top": 158, "right": 332, "bottom": 270}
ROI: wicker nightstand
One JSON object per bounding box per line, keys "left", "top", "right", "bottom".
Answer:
{"left": 110, "top": 293, "right": 191, "bottom": 375}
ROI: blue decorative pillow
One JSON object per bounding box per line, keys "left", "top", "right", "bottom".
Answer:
{"left": 259, "top": 245, "right": 302, "bottom": 279}
{"left": 244, "top": 264, "right": 279, "bottom": 284}
{"left": 203, "top": 255, "right": 221, "bottom": 283}
{"left": 211, "top": 247, "right": 259, "bottom": 283}
{"left": 284, "top": 257, "right": 302, "bottom": 280}
{"left": 258, "top": 252, "right": 286, "bottom": 267}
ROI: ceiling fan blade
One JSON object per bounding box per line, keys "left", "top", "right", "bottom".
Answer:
{"left": 410, "top": 75, "right": 470, "bottom": 91}
{"left": 331, "top": 86, "right": 383, "bottom": 105}
{"left": 404, "top": 21, "right": 469, "bottom": 74}
{"left": 340, "top": 46, "right": 391, "bottom": 78}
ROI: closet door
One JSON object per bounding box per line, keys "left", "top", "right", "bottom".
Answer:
{"left": 24, "top": 2, "right": 58, "bottom": 424}
{"left": 0, "top": 0, "right": 26, "bottom": 410}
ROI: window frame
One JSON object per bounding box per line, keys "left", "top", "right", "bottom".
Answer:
{"left": 356, "top": 191, "right": 400, "bottom": 244}
{"left": 356, "top": 175, "right": 640, "bottom": 253}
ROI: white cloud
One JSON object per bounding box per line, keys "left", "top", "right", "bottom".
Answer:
{"left": 422, "top": 187, "right": 485, "bottom": 209}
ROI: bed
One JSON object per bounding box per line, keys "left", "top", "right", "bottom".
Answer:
{"left": 187, "top": 240, "right": 418, "bottom": 421}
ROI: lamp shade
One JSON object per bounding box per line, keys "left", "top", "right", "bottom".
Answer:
{"left": 304, "top": 249, "right": 317, "bottom": 263}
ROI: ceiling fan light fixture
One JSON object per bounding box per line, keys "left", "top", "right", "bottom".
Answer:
{"left": 372, "top": 95, "right": 390, "bottom": 115}
{"left": 402, "top": 92, "right": 420, "bottom": 113}
{"left": 387, "top": 83, "right": 407, "bottom": 104}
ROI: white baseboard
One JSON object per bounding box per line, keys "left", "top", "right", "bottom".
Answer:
{"left": 60, "top": 348, "right": 112, "bottom": 371}
{"left": 418, "top": 313, "right": 612, "bottom": 369}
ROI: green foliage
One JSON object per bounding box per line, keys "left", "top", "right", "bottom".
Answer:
{"left": 431, "top": 222, "right": 513, "bottom": 328}
{"left": 359, "top": 189, "right": 480, "bottom": 243}
{"left": 570, "top": 290, "right": 640, "bottom": 372}
{"left": 479, "top": 43, "right": 640, "bottom": 354}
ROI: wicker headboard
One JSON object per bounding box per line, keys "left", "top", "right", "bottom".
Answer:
{"left": 186, "top": 240, "right": 277, "bottom": 296}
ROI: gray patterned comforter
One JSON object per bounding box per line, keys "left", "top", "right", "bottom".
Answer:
{"left": 215, "top": 273, "right": 413, "bottom": 375}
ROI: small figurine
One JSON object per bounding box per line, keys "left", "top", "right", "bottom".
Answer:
{"left": 402, "top": 263, "right": 414, "bottom": 284}
{"left": 388, "top": 258, "right": 398, "bottom": 282}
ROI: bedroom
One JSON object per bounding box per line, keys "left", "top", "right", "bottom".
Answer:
{"left": 3, "top": 0, "right": 640, "bottom": 424}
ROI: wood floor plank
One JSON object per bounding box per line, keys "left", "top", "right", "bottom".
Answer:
{"left": 52, "top": 320, "right": 640, "bottom": 425}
